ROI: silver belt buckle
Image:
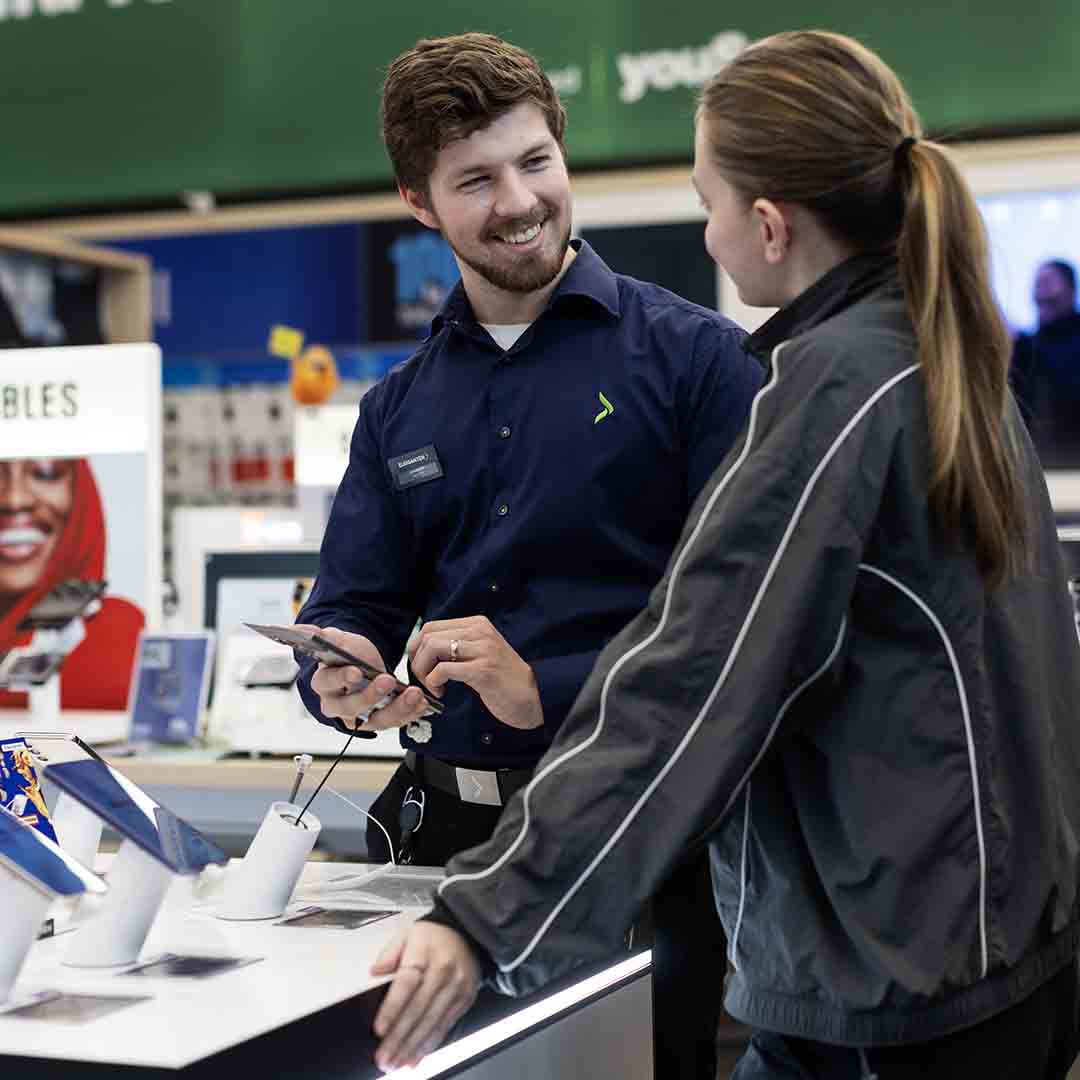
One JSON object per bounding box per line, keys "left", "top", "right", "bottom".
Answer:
{"left": 455, "top": 767, "right": 502, "bottom": 807}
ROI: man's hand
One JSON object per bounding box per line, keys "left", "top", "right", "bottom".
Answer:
{"left": 300, "top": 625, "right": 430, "bottom": 732}
{"left": 371, "top": 922, "right": 482, "bottom": 1072}
{"left": 409, "top": 616, "right": 543, "bottom": 730}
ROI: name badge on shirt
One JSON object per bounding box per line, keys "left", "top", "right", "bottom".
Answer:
{"left": 388, "top": 444, "right": 444, "bottom": 490}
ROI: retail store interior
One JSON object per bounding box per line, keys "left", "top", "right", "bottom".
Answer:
{"left": 2, "top": 4, "right": 1080, "bottom": 1077}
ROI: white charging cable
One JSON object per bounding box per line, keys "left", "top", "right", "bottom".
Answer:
{"left": 326, "top": 786, "right": 395, "bottom": 866}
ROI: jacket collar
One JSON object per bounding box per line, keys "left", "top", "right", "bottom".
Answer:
{"left": 431, "top": 238, "right": 620, "bottom": 334}
{"left": 745, "top": 253, "right": 901, "bottom": 359}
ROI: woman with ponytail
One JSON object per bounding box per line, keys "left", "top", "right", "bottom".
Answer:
{"left": 368, "top": 32, "right": 1080, "bottom": 1078}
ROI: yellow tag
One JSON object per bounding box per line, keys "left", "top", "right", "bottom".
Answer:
{"left": 268, "top": 324, "right": 305, "bottom": 359}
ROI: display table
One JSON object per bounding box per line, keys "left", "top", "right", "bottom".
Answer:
{"left": 0, "top": 859, "right": 652, "bottom": 1079}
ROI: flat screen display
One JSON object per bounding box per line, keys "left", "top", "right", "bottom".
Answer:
{"left": 43, "top": 758, "right": 227, "bottom": 875}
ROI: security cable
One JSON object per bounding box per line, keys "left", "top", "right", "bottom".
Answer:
{"left": 295, "top": 730, "right": 357, "bottom": 827}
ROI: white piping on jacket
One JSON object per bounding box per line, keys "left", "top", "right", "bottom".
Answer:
{"left": 856, "top": 562, "right": 989, "bottom": 978}
{"left": 442, "top": 351, "right": 920, "bottom": 976}
{"left": 729, "top": 615, "right": 848, "bottom": 969}
{"left": 730, "top": 783, "right": 752, "bottom": 972}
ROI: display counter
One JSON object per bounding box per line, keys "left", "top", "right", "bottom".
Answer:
{"left": 0, "top": 859, "right": 652, "bottom": 1079}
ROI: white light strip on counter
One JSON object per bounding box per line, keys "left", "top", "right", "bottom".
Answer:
{"left": 383, "top": 949, "right": 652, "bottom": 1079}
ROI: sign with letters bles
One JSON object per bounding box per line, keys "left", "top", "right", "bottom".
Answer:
{"left": 0, "top": 0, "right": 1078, "bottom": 215}
{"left": 0, "top": 345, "right": 162, "bottom": 722}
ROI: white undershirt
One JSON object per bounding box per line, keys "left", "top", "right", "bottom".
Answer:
{"left": 481, "top": 322, "right": 532, "bottom": 351}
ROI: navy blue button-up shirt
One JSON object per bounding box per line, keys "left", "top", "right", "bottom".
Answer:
{"left": 297, "top": 240, "right": 763, "bottom": 768}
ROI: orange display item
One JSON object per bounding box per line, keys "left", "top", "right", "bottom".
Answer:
{"left": 290, "top": 345, "right": 339, "bottom": 406}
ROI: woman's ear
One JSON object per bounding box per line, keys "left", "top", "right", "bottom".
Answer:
{"left": 752, "top": 198, "right": 791, "bottom": 264}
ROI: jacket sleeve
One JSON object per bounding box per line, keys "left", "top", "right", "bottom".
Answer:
{"left": 435, "top": 342, "right": 914, "bottom": 996}
{"left": 295, "top": 390, "right": 424, "bottom": 735}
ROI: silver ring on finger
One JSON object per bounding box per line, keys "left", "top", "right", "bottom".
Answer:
{"left": 449, "top": 638, "right": 461, "bottom": 662}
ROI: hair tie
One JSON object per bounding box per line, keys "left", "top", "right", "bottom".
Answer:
{"left": 894, "top": 135, "right": 918, "bottom": 168}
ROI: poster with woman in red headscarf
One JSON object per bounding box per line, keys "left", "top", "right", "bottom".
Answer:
{"left": 0, "top": 457, "right": 145, "bottom": 711}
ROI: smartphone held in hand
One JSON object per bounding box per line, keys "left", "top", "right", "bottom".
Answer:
{"left": 243, "top": 623, "right": 443, "bottom": 717}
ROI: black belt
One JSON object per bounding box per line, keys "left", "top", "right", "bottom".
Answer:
{"left": 404, "top": 751, "right": 533, "bottom": 808}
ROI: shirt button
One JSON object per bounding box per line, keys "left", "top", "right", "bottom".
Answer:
{"left": 489, "top": 583, "right": 500, "bottom": 593}
{"left": 496, "top": 503, "right": 509, "bottom": 517}
{"left": 498, "top": 425, "right": 512, "bottom": 439}
{"left": 480, "top": 732, "right": 494, "bottom": 746}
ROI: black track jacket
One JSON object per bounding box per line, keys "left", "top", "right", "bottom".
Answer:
{"left": 430, "top": 255, "right": 1080, "bottom": 1046}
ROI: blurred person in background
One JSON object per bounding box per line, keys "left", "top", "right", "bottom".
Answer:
{"left": 369, "top": 30, "right": 1080, "bottom": 1080}
{"left": 1012, "top": 258, "right": 1080, "bottom": 467}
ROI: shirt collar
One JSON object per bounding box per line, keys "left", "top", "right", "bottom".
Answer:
{"left": 431, "top": 238, "right": 621, "bottom": 334}
{"left": 745, "top": 252, "right": 901, "bottom": 359}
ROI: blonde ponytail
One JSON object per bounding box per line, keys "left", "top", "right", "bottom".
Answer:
{"left": 898, "top": 142, "right": 1024, "bottom": 584}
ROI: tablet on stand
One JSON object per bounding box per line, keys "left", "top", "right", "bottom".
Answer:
{"left": 31, "top": 740, "right": 231, "bottom": 969}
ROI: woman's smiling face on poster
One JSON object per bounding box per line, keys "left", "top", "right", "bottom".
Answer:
{"left": 0, "top": 459, "right": 75, "bottom": 602}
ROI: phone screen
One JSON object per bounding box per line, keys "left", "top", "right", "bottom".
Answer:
{"left": 44, "top": 758, "right": 228, "bottom": 875}
{"left": 0, "top": 804, "right": 105, "bottom": 897}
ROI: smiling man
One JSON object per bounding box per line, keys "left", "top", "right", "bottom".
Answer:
{"left": 294, "top": 32, "right": 763, "bottom": 1077}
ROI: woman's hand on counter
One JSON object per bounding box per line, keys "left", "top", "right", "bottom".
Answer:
{"left": 371, "top": 922, "right": 481, "bottom": 1072}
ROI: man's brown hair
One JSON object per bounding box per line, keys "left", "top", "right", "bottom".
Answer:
{"left": 381, "top": 32, "right": 567, "bottom": 195}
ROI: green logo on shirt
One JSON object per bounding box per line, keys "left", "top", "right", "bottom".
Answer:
{"left": 594, "top": 392, "right": 615, "bottom": 424}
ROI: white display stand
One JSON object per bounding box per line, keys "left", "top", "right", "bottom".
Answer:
{"left": 26, "top": 679, "right": 61, "bottom": 731}
{"left": 50, "top": 791, "right": 103, "bottom": 870}
{"left": 63, "top": 840, "right": 172, "bottom": 968}
{"left": 0, "top": 870, "right": 53, "bottom": 1002}
{"left": 219, "top": 801, "right": 320, "bottom": 920}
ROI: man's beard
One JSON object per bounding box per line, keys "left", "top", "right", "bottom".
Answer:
{"left": 448, "top": 211, "right": 572, "bottom": 295}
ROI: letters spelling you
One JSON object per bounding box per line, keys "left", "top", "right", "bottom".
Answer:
{"left": 0, "top": 382, "right": 78, "bottom": 420}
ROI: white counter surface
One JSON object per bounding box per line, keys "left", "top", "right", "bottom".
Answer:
{"left": 0, "top": 860, "right": 434, "bottom": 1069}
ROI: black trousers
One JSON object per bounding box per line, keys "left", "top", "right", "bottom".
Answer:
{"left": 365, "top": 761, "right": 727, "bottom": 1080}
{"left": 731, "top": 954, "right": 1080, "bottom": 1080}
{"left": 364, "top": 760, "right": 502, "bottom": 865}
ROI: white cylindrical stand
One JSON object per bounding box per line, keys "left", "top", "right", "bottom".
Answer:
{"left": 64, "top": 839, "right": 172, "bottom": 968}
{"left": 0, "top": 870, "right": 52, "bottom": 1002}
{"left": 26, "top": 676, "right": 61, "bottom": 730}
{"left": 219, "top": 801, "right": 321, "bottom": 920}
{"left": 50, "top": 790, "right": 103, "bottom": 870}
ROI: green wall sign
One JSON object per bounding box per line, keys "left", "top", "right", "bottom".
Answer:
{"left": 2, "top": 0, "right": 1078, "bottom": 216}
